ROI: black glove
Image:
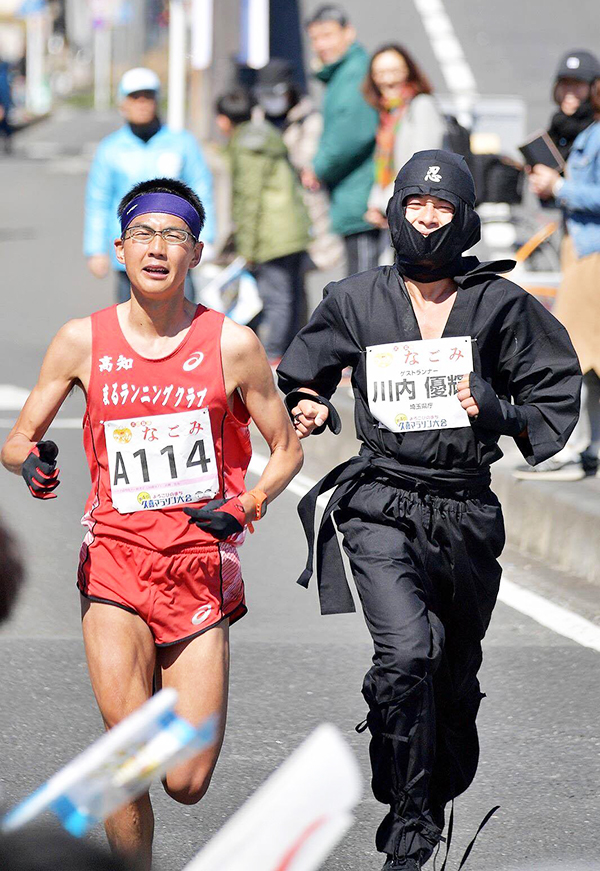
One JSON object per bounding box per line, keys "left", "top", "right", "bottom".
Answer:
{"left": 469, "top": 373, "right": 527, "bottom": 437}
{"left": 21, "top": 440, "right": 60, "bottom": 499}
{"left": 184, "top": 497, "right": 246, "bottom": 540}
{"left": 284, "top": 390, "right": 342, "bottom": 436}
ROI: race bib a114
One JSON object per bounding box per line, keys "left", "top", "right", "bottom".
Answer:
{"left": 366, "top": 336, "right": 473, "bottom": 433}
{"left": 104, "top": 408, "right": 219, "bottom": 514}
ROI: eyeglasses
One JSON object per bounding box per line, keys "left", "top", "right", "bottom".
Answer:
{"left": 123, "top": 225, "right": 197, "bottom": 245}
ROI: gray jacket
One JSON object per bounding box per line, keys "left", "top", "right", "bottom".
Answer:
{"left": 283, "top": 96, "right": 344, "bottom": 270}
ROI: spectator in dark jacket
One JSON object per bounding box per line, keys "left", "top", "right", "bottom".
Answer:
{"left": 254, "top": 58, "right": 344, "bottom": 272}
{"left": 547, "top": 49, "right": 600, "bottom": 161}
{"left": 303, "top": 4, "right": 379, "bottom": 276}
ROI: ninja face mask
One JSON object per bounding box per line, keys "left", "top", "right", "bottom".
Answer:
{"left": 387, "top": 150, "right": 481, "bottom": 282}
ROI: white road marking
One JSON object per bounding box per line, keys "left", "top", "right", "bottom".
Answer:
{"left": 0, "top": 384, "right": 30, "bottom": 410}
{"left": 412, "top": 0, "right": 478, "bottom": 122}
{"left": 0, "top": 385, "right": 83, "bottom": 429}
{"left": 249, "top": 454, "right": 329, "bottom": 507}
{"left": 250, "top": 453, "right": 600, "bottom": 654}
{"left": 500, "top": 578, "right": 600, "bottom": 654}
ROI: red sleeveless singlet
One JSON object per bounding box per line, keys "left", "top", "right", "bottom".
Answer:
{"left": 81, "top": 304, "right": 252, "bottom": 552}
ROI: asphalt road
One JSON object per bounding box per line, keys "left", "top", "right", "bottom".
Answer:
{"left": 1, "top": 26, "right": 600, "bottom": 871}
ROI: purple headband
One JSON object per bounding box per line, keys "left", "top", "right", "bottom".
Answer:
{"left": 121, "top": 192, "right": 202, "bottom": 239}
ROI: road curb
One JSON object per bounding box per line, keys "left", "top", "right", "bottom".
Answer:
{"left": 492, "top": 465, "right": 600, "bottom": 587}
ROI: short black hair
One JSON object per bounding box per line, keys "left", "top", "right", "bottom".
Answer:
{"left": 215, "top": 89, "right": 254, "bottom": 125}
{"left": 117, "top": 178, "right": 205, "bottom": 236}
{"left": 305, "top": 3, "right": 349, "bottom": 28}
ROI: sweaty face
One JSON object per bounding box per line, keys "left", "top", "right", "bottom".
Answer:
{"left": 308, "top": 21, "right": 354, "bottom": 66}
{"left": 115, "top": 213, "right": 202, "bottom": 296}
{"left": 404, "top": 195, "right": 455, "bottom": 236}
{"left": 121, "top": 90, "right": 158, "bottom": 125}
{"left": 371, "top": 50, "right": 410, "bottom": 102}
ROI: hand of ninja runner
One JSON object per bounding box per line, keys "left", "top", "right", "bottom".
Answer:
{"left": 21, "top": 440, "right": 60, "bottom": 499}
{"left": 291, "top": 399, "right": 329, "bottom": 439}
{"left": 457, "top": 375, "right": 480, "bottom": 419}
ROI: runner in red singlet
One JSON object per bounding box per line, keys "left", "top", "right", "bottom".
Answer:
{"left": 1, "top": 178, "right": 303, "bottom": 869}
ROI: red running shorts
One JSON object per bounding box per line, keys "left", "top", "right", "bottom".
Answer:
{"left": 77, "top": 536, "right": 246, "bottom": 646}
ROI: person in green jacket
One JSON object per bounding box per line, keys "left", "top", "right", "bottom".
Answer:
{"left": 216, "top": 89, "right": 312, "bottom": 363}
{"left": 303, "top": 4, "right": 380, "bottom": 275}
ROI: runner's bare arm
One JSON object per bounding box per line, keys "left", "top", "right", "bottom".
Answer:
{"left": 1, "top": 318, "right": 91, "bottom": 474}
{"left": 221, "top": 320, "right": 303, "bottom": 517}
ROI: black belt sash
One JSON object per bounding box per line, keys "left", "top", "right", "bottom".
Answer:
{"left": 296, "top": 452, "right": 491, "bottom": 616}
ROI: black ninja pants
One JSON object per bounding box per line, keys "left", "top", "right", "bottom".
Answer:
{"left": 335, "top": 477, "right": 505, "bottom": 863}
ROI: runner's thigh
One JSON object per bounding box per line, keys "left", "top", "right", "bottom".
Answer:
{"left": 337, "top": 506, "right": 444, "bottom": 703}
{"left": 81, "top": 596, "right": 156, "bottom": 728}
{"left": 158, "top": 620, "right": 230, "bottom": 800}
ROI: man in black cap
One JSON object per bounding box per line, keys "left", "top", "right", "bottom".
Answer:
{"left": 277, "top": 150, "right": 581, "bottom": 870}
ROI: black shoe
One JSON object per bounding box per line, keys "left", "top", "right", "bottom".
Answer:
{"left": 581, "top": 449, "right": 599, "bottom": 476}
{"left": 381, "top": 857, "right": 421, "bottom": 871}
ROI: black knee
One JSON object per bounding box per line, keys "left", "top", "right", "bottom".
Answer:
{"left": 364, "top": 644, "right": 436, "bottom": 709}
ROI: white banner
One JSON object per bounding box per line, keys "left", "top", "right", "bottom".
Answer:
{"left": 190, "top": 0, "right": 213, "bottom": 70}
{"left": 366, "top": 336, "right": 473, "bottom": 433}
{"left": 2, "top": 690, "right": 216, "bottom": 837}
{"left": 242, "top": 0, "right": 269, "bottom": 70}
{"left": 184, "top": 724, "right": 362, "bottom": 871}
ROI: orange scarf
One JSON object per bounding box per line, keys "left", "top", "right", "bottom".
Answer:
{"left": 374, "top": 85, "right": 418, "bottom": 189}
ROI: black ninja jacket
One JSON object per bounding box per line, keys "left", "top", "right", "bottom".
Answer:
{"left": 277, "top": 258, "right": 581, "bottom": 472}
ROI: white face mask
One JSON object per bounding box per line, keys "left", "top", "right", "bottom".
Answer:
{"left": 257, "top": 84, "right": 292, "bottom": 119}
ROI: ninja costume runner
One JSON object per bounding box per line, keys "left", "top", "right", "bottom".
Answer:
{"left": 277, "top": 151, "right": 581, "bottom": 869}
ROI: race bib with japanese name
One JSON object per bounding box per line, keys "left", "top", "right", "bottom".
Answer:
{"left": 366, "top": 336, "right": 473, "bottom": 433}
{"left": 104, "top": 409, "right": 219, "bottom": 514}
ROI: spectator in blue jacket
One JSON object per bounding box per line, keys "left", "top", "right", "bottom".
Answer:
{"left": 84, "top": 67, "right": 215, "bottom": 303}
{"left": 519, "top": 65, "right": 600, "bottom": 481}
{"left": 0, "top": 58, "right": 13, "bottom": 155}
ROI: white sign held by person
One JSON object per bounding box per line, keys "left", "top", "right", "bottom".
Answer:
{"left": 2, "top": 689, "right": 216, "bottom": 837}
{"left": 183, "top": 723, "right": 362, "bottom": 871}
{"left": 367, "top": 336, "right": 473, "bottom": 433}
